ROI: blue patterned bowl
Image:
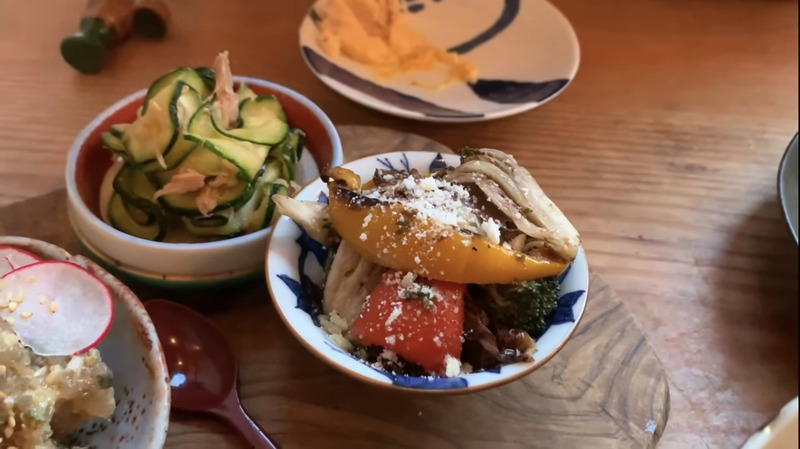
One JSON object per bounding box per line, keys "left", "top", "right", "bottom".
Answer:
{"left": 266, "top": 151, "right": 589, "bottom": 393}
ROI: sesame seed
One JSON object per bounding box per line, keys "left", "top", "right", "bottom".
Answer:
{"left": 38, "top": 296, "right": 46, "bottom": 305}
{"left": 20, "top": 312, "right": 32, "bottom": 319}
{"left": 5, "top": 318, "right": 13, "bottom": 325}
{"left": 50, "top": 302, "right": 57, "bottom": 314}
{"left": 8, "top": 302, "right": 17, "bottom": 313}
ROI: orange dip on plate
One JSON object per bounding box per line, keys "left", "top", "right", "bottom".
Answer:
{"left": 314, "top": 0, "right": 478, "bottom": 89}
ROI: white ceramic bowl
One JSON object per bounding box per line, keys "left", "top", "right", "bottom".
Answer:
{"left": 0, "top": 236, "right": 170, "bottom": 448}
{"left": 65, "top": 76, "right": 343, "bottom": 289}
{"left": 266, "top": 151, "right": 589, "bottom": 393}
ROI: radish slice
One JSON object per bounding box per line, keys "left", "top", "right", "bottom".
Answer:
{"left": 0, "top": 246, "right": 41, "bottom": 277}
{"left": 0, "top": 261, "right": 114, "bottom": 356}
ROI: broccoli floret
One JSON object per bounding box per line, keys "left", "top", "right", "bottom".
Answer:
{"left": 479, "top": 276, "right": 560, "bottom": 337}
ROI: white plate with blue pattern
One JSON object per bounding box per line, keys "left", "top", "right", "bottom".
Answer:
{"left": 298, "top": 0, "right": 580, "bottom": 123}
{"left": 265, "top": 151, "right": 589, "bottom": 393}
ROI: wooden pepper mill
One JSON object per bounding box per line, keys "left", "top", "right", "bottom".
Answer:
{"left": 60, "top": 0, "right": 170, "bottom": 74}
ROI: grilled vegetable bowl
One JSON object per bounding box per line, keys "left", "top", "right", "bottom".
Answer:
{"left": 266, "top": 150, "right": 589, "bottom": 392}
{"left": 66, "top": 52, "right": 342, "bottom": 289}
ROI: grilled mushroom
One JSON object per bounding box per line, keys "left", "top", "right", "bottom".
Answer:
{"left": 444, "top": 148, "right": 580, "bottom": 261}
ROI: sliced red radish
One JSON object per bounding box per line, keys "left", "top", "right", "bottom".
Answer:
{"left": 0, "top": 245, "right": 41, "bottom": 277}
{"left": 0, "top": 261, "right": 114, "bottom": 356}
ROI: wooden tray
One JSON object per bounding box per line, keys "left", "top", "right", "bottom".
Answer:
{"left": 0, "top": 126, "right": 670, "bottom": 449}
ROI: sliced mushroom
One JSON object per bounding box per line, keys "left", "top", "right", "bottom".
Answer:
{"left": 446, "top": 172, "right": 562, "bottom": 245}
{"left": 272, "top": 195, "right": 339, "bottom": 247}
{"left": 445, "top": 148, "right": 580, "bottom": 261}
{"left": 461, "top": 303, "right": 501, "bottom": 370}
{"left": 508, "top": 233, "right": 527, "bottom": 253}
{"left": 495, "top": 328, "right": 536, "bottom": 364}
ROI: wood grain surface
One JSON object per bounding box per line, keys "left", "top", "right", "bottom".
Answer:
{"left": 0, "top": 0, "right": 798, "bottom": 447}
{"left": 0, "top": 187, "right": 669, "bottom": 449}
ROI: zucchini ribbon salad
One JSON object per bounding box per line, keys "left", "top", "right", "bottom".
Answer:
{"left": 275, "top": 148, "right": 581, "bottom": 377}
{"left": 98, "top": 51, "right": 303, "bottom": 242}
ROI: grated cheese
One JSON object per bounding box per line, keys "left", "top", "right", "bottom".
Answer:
{"left": 363, "top": 175, "right": 482, "bottom": 231}
{"left": 419, "top": 177, "right": 437, "bottom": 191}
{"left": 362, "top": 173, "right": 505, "bottom": 246}
{"left": 400, "top": 272, "right": 416, "bottom": 288}
{"left": 444, "top": 354, "right": 461, "bottom": 377}
{"left": 480, "top": 219, "right": 501, "bottom": 245}
{"left": 385, "top": 304, "right": 403, "bottom": 327}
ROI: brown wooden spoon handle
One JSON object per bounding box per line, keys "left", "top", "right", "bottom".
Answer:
{"left": 212, "top": 392, "right": 281, "bottom": 449}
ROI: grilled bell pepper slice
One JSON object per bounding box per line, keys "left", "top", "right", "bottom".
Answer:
{"left": 326, "top": 168, "right": 568, "bottom": 285}
{"left": 349, "top": 269, "right": 465, "bottom": 374}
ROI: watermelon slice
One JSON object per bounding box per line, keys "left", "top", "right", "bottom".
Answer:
{"left": 0, "top": 245, "right": 41, "bottom": 277}
{"left": 0, "top": 261, "right": 114, "bottom": 356}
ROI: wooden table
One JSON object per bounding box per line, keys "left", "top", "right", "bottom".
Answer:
{"left": 0, "top": 0, "right": 797, "bottom": 447}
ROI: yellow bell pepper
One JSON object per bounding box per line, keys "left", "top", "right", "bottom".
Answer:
{"left": 326, "top": 169, "right": 568, "bottom": 285}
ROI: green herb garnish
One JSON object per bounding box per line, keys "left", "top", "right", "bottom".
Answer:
{"left": 400, "top": 284, "right": 436, "bottom": 312}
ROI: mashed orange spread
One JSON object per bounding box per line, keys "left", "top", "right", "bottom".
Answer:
{"left": 315, "top": 0, "right": 478, "bottom": 89}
